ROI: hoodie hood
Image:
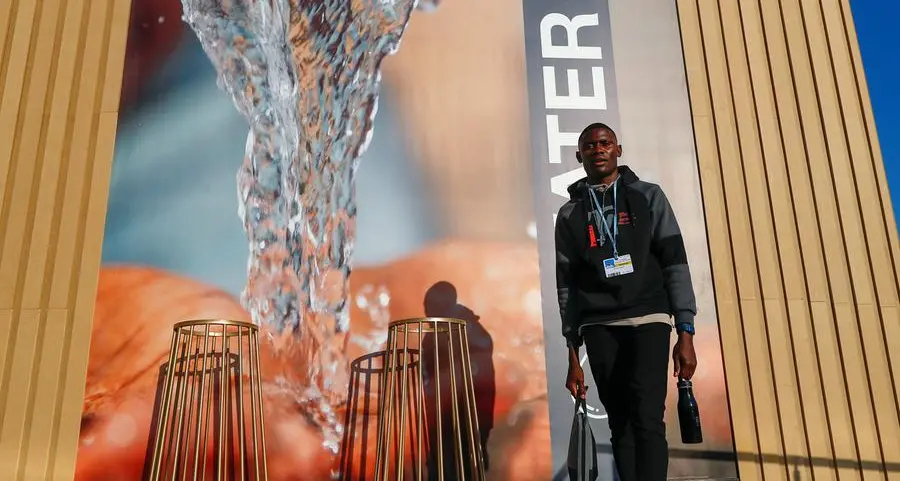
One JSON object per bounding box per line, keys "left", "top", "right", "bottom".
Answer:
{"left": 566, "top": 165, "right": 640, "bottom": 200}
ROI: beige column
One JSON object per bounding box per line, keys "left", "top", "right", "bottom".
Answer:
{"left": 679, "top": 0, "right": 900, "bottom": 480}
{"left": 0, "top": 0, "right": 131, "bottom": 478}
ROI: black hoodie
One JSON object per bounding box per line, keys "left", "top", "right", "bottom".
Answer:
{"left": 554, "top": 165, "right": 697, "bottom": 347}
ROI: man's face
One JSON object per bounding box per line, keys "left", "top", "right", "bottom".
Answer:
{"left": 577, "top": 128, "right": 622, "bottom": 182}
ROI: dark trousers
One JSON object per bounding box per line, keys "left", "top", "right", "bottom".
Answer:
{"left": 583, "top": 322, "right": 671, "bottom": 481}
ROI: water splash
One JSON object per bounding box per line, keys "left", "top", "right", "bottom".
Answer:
{"left": 350, "top": 284, "right": 392, "bottom": 351}
{"left": 180, "top": 0, "right": 432, "bottom": 450}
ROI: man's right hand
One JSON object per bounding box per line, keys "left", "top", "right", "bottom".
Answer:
{"left": 566, "top": 362, "right": 587, "bottom": 400}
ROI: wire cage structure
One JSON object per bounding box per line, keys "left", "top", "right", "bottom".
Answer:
{"left": 373, "top": 317, "right": 486, "bottom": 481}
{"left": 338, "top": 349, "right": 421, "bottom": 480}
{"left": 146, "top": 319, "right": 269, "bottom": 481}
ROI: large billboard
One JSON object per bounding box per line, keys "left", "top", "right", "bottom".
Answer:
{"left": 75, "top": 0, "right": 737, "bottom": 479}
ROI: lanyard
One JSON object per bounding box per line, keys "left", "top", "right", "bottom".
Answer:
{"left": 588, "top": 180, "right": 618, "bottom": 258}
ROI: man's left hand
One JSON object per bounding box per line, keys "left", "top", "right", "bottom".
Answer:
{"left": 673, "top": 332, "right": 698, "bottom": 380}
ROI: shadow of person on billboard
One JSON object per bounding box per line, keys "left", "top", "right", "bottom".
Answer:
{"left": 422, "top": 280, "right": 495, "bottom": 477}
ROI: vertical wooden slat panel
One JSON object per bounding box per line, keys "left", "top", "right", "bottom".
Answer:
{"left": 819, "top": 3, "right": 900, "bottom": 471}
{"left": 680, "top": 0, "right": 900, "bottom": 479}
{"left": 0, "top": 310, "right": 12, "bottom": 390}
{"left": 762, "top": 0, "right": 860, "bottom": 476}
{"left": 822, "top": 0, "right": 900, "bottom": 310}
{"left": 0, "top": 0, "right": 24, "bottom": 212}
{"left": 720, "top": 1, "right": 814, "bottom": 478}
{"left": 677, "top": 1, "right": 764, "bottom": 479}
{"left": 101, "top": 0, "right": 132, "bottom": 114}
{"left": 0, "top": 311, "right": 41, "bottom": 475}
{"left": 738, "top": 1, "right": 836, "bottom": 479}
{"left": 53, "top": 113, "right": 120, "bottom": 481}
{"left": 0, "top": 0, "right": 39, "bottom": 306}
{"left": 16, "top": 0, "right": 66, "bottom": 310}
{"left": 795, "top": 0, "right": 888, "bottom": 476}
{"left": 20, "top": 309, "right": 67, "bottom": 481}
{"left": 47, "top": 0, "right": 113, "bottom": 309}
{"left": 0, "top": 0, "right": 131, "bottom": 479}
{"left": 50, "top": 0, "right": 129, "bottom": 472}
{"left": 0, "top": 0, "right": 47, "bottom": 436}
{"left": 698, "top": 1, "right": 787, "bottom": 478}
{"left": 0, "top": 1, "right": 16, "bottom": 84}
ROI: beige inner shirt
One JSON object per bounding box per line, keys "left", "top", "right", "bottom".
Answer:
{"left": 599, "top": 312, "right": 674, "bottom": 327}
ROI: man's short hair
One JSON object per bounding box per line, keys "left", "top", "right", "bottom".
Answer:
{"left": 578, "top": 122, "right": 617, "bottom": 144}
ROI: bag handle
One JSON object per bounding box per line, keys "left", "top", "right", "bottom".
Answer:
{"left": 575, "top": 396, "right": 588, "bottom": 415}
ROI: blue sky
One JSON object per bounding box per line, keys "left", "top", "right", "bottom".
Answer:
{"left": 850, "top": 0, "right": 900, "bottom": 221}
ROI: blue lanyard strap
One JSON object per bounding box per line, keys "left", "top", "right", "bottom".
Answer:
{"left": 588, "top": 180, "right": 618, "bottom": 258}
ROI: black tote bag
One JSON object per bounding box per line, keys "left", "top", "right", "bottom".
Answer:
{"left": 566, "top": 398, "right": 599, "bottom": 481}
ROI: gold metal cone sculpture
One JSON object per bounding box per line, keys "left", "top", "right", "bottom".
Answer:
{"left": 374, "top": 317, "right": 486, "bottom": 480}
{"left": 147, "top": 319, "right": 269, "bottom": 481}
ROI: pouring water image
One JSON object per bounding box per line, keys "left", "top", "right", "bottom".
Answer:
{"left": 180, "top": 0, "right": 431, "bottom": 451}
{"left": 74, "top": 0, "right": 737, "bottom": 479}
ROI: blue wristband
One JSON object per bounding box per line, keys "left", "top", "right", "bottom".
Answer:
{"left": 676, "top": 322, "right": 695, "bottom": 335}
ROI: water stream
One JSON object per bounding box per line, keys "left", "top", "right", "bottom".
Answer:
{"left": 180, "top": 0, "right": 437, "bottom": 453}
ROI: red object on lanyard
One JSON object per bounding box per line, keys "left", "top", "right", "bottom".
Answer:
{"left": 588, "top": 225, "right": 597, "bottom": 247}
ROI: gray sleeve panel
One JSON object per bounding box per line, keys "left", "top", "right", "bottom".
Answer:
{"left": 555, "top": 202, "right": 583, "bottom": 347}
{"left": 633, "top": 181, "right": 698, "bottom": 326}
{"left": 663, "top": 264, "right": 697, "bottom": 326}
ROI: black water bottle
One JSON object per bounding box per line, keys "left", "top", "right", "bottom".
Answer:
{"left": 677, "top": 377, "right": 703, "bottom": 444}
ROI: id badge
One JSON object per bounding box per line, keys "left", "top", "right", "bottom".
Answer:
{"left": 603, "top": 254, "right": 634, "bottom": 278}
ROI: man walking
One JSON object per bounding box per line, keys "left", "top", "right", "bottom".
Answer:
{"left": 555, "top": 122, "right": 698, "bottom": 480}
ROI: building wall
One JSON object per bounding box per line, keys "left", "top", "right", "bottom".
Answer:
{"left": 0, "top": 0, "right": 898, "bottom": 479}
{"left": 678, "top": 0, "right": 900, "bottom": 479}
{"left": 0, "top": 0, "right": 131, "bottom": 478}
